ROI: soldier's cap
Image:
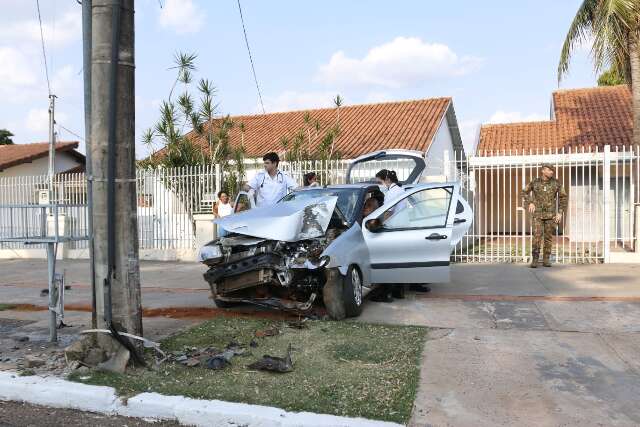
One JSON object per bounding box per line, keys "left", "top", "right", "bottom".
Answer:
{"left": 540, "top": 163, "right": 555, "bottom": 171}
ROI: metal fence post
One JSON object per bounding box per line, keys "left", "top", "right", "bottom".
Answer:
{"left": 603, "top": 145, "right": 611, "bottom": 263}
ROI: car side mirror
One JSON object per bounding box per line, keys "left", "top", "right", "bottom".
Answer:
{"left": 365, "top": 218, "right": 382, "bottom": 232}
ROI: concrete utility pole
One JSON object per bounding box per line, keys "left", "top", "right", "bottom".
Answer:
{"left": 90, "top": 0, "right": 142, "bottom": 344}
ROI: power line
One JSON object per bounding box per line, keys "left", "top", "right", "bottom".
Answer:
{"left": 237, "top": 0, "right": 266, "bottom": 114}
{"left": 36, "top": 0, "right": 52, "bottom": 95}
{"left": 58, "top": 124, "right": 85, "bottom": 142}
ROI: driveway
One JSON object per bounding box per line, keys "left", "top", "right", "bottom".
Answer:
{"left": 359, "top": 263, "right": 640, "bottom": 426}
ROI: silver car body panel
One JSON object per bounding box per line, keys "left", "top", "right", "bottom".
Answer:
{"left": 213, "top": 195, "right": 338, "bottom": 242}
{"left": 321, "top": 223, "right": 371, "bottom": 284}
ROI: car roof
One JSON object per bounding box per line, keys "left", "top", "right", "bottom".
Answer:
{"left": 292, "top": 184, "right": 371, "bottom": 190}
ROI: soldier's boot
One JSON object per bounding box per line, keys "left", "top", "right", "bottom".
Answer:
{"left": 530, "top": 250, "right": 539, "bottom": 268}
{"left": 542, "top": 254, "right": 552, "bottom": 267}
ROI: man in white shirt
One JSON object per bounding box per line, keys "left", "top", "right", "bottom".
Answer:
{"left": 243, "top": 152, "right": 297, "bottom": 207}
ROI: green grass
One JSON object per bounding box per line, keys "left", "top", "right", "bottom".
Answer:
{"left": 69, "top": 317, "right": 427, "bottom": 423}
{"left": 0, "top": 304, "right": 16, "bottom": 311}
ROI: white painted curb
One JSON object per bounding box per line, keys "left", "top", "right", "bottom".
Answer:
{"left": 0, "top": 372, "right": 403, "bottom": 427}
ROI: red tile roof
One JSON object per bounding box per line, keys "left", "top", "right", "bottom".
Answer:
{"left": 187, "top": 98, "right": 453, "bottom": 159}
{"left": 0, "top": 141, "right": 83, "bottom": 171}
{"left": 478, "top": 85, "right": 633, "bottom": 154}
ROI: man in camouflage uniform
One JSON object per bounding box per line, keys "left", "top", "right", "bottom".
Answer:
{"left": 522, "top": 164, "right": 568, "bottom": 268}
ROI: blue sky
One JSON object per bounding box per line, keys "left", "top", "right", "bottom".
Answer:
{"left": 1, "top": 0, "right": 597, "bottom": 157}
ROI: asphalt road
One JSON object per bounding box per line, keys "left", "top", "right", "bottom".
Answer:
{"left": 0, "top": 401, "right": 182, "bottom": 427}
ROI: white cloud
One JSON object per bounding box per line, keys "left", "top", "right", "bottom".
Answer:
{"left": 262, "top": 91, "right": 338, "bottom": 113}
{"left": 0, "top": 47, "right": 38, "bottom": 96}
{"left": 364, "top": 92, "right": 392, "bottom": 103}
{"left": 158, "top": 0, "right": 204, "bottom": 34}
{"left": 51, "top": 64, "right": 81, "bottom": 95}
{"left": 25, "top": 108, "right": 68, "bottom": 134}
{"left": 0, "top": 9, "right": 81, "bottom": 48}
{"left": 316, "top": 37, "right": 483, "bottom": 88}
{"left": 488, "top": 111, "right": 548, "bottom": 124}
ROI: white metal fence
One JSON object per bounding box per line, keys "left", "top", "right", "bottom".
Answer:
{"left": 449, "top": 145, "right": 640, "bottom": 264}
{"left": 2, "top": 146, "right": 638, "bottom": 263}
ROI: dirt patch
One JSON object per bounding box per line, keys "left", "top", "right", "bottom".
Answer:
{"left": 6, "top": 303, "right": 322, "bottom": 321}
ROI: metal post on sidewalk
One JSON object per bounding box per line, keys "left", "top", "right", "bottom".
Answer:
{"left": 46, "top": 242, "right": 57, "bottom": 343}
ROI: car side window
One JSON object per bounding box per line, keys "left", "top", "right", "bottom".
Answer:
{"left": 382, "top": 187, "right": 453, "bottom": 230}
{"left": 234, "top": 193, "right": 252, "bottom": 213}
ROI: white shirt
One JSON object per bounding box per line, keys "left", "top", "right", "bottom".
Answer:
{"left": 384, "top": 183, "right": 405, "bottom": 206}
{"left": 217, "top": 202, "right": 233, "bottom": 217}
{"left": 248, "top": 170, "right": 297, "bottom": 207}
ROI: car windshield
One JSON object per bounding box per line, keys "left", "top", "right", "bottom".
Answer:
{"left": 280, "top": 188, "right": 360, "bottom": 222}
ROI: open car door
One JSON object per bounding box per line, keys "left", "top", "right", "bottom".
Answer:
{"left": 362, "top": 183, "right": 459, "bottom": 284}
{"left": 346, "top": 150, "right": 426, "bottom": 185}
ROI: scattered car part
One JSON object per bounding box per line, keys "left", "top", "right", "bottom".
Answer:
{"left": 247, "top": 343, "right": 293, "bottom": 373}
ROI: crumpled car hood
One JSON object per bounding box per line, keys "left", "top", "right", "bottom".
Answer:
{"left": 214, "top": 196, "right": 338, "bottom": 242}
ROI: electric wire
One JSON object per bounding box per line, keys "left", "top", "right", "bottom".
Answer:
{"left": 237, "top": 0, "right": 266, "bottom": 114}
{"left": 36, "top": 0, "right": 52, "bottom": 95}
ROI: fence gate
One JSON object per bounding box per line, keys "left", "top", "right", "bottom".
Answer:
{"left": 449, "top": 145, "right": 640, "bottom": 264}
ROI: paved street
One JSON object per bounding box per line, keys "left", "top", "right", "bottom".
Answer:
{"left": 1, "top": 259, "right": 640, "bottom": 426}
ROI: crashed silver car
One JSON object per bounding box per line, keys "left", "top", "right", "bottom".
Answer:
{"left": 198, "top": 150, "right": 472, "bottom": 319}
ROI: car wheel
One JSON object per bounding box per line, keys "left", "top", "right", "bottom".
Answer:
{"left": 323, "top": 268, "right": 346, "bottom": 320}
{"left": 392, "top": 284, "right": 406, "bottom": 299}
{"left": 213, "top": 297, "right": 238, "bottom": 308}
{"left": 342, "top": 265, "right": 363, "bottom": 318}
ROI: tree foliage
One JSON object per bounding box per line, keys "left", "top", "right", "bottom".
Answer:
{"left": 0, "top": 129, "right": 14, "bottom": 145}
{"left": 278, "top": 95, "right": 344, "bottom": 162}
{"left": 139, "top": 51, "right": 246, "bottom": 195}
{"left": 558, "top": 0, "right": 638, "bottom": 83}
{"left": 598, "top": 67, "right": 627, "bottom": 85}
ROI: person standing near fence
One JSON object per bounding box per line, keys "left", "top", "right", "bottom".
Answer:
{"left": 213, "top": 191, "right": 234, "bottom": 237}
{"left": 243, "top": 152, "right": 297, "bottom": 207}
{"left": 522, "top": 163, "right": 568, "bottom": 268}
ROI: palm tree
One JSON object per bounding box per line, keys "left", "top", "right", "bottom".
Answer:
{"left": 558, "top": 0, "right": 640, "bottom": 145}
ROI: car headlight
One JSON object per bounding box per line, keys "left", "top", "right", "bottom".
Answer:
{"left": 198, "top": 244, "right": 224, "bottom": 263}
{"left": 318, "top": 255, "right": 331, "bottom": 268}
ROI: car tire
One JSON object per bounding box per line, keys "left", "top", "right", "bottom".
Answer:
{"left": 213, "top": 298, "right": 238, "bottom": 309}
{"left": 392, "top": 284, "right": 406, "bottom": 299}
{"left": 342, "top": 265, "right": 364, "bottom": 318}
{"left": 323, "top": 268, "right": 346, "bottom": 320}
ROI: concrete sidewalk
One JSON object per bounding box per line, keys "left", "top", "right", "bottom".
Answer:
{"left": 355, "top": 263, "right": 640, "bottom": 426}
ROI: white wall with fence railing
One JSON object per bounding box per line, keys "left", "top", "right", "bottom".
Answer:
{"left": 1, "top": 146, "right": 638, "bottom": 263}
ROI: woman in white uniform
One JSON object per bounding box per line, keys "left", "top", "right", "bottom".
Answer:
{"left": 375, "top": 169, "right": 404, "bottom": 207}
{"left": 371, "top": 169, "right": 406, "bottom": 303}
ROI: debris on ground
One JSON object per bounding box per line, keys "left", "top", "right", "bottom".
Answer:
{"left": 255, "top": 326, "right": 280, "bottom": 338}
{"left": 13, "top": 336, "right": 29, "bottom": 342}
{"left": 97, "top": 346, "right": 130, "bottom": 374}
{"left": 247, "top": 343, "right": 293, "bottom": 373}
{"left": 205, "top": 342, "right": 246, "bottom": 370}
{"left": 24, "top": 355, "right": 45, "bottom": 368}
{"left": 287, "top": 319, "right": 309, "bottom": 329}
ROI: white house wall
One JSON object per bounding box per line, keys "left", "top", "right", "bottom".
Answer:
{"left": 0, "top": 152, "right": 82, "bottom": 177}
{"left": 425, "top": 114, "right": 454, "bottom": 177}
